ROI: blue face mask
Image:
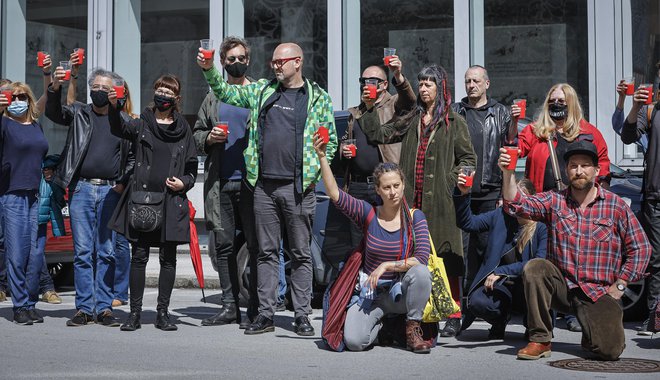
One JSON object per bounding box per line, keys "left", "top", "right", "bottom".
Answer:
{"left": 7, "top": 100, "right": 29, "bottom": 117}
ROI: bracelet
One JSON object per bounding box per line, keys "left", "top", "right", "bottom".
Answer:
{"left": 43, "top": 71, "right": 51, "bottom": 76}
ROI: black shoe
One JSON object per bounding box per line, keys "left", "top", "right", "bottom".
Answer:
{"left": 97, "top": 310, "right": 121, "bottom": 327}
{"left": 244, "top": 314, "right": 274, "bottom": 335}
{"left": 637, "top": 317, "right": 652, "bottom": 336}
{"left": 488, "top": 323, "right": 506, "bottom": 340}
{"left": 293, "top": 316, "right": 315, "bottom": 336}
{"left": 120, "top": 312, "right": 141, "bottom": 331}
{"left": 28, "top": 309, "right": 44, "bottom": 323}
{"left": 155, "top": 309, "right": 177, "bottom": 331}
{"left": 13, "top": 309, "right": 33, "bottom": 325}
{"left": 239, "top": 314, "right": 254, "bottom": 330}
{"left": 66, "top": 310, "right": 95, "bottom": 326}
{"left": 440, "top": 318, "right": 461, "bottom": 337}
{"left": 566, "top": 319, "right": 583, "bottom": 332}
{"left": 201, "top": 303, "right": 237, "bottom": 326}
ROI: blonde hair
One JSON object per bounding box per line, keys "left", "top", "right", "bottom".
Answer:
{"left": 9, "top": 82, "right": 40, "bottom": 122}
{"left": 516, "top": 178, "right": 538, "bottom": 253}
{"left": 533, "top": 83, "right": 584, "bottom": 142}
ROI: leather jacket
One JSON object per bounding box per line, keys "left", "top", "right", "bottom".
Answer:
{"left": 45, "top": 85, "right": 134, "bottom": 189}
{"left": 451, "top": 97, "right": 513, "bottom": 188}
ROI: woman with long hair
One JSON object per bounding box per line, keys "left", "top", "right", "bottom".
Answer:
{"left": 517, "top": 83, "right": 611, "bottom": 192}
{"left": 358, "top": 64, "right": 477, "bottom": 337}
{"left": 453, "top": 177, "right": 547, "bottom": 339}
{"left": 107, "top": 74, "right": 198, "bottom": 332}
{"left": 0, "top": 82, "right": 49, "bottom": 324}
{"left": 314, "top": 133, "right": 432, "bottom": 353}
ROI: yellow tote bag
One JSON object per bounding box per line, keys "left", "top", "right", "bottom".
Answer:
{"left": 422, "top": 236, "right": 460, "bottom": 323}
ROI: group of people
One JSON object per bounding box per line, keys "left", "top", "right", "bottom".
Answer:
{"left": 0, "top": 35, "right": 657, "bottom": 361}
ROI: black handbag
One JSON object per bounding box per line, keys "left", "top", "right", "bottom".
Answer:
{"left": 128, "top": 190, "right": 164, "bottom": 232}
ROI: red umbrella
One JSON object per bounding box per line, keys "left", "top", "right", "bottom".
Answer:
{"left": 188, "top": 200, "right": 206, "bottom": 302}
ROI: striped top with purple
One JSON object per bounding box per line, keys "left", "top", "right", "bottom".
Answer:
{"left": 335, "top": 190, "right": 430, "bottom": 280}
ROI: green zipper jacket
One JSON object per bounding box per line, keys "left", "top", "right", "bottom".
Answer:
{"left": 202, "top": 66, "right": 337, "bottom": 191}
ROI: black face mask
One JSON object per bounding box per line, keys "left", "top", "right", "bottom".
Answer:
{"left": 225, "top": 62, "right": 248, "bottom": 78}
{"left": 90, "top": 90, "right": 109, "bottom": 107}
{"left": 548, "top": 103, "right": 568, "bottom": 121}
{"left": 153, "top": 94, "right": 175, "bottom": 112}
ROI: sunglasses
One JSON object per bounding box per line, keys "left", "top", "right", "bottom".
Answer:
{"left": 226, "top": 55, "right": 247, "bottom": 64}
{"left": 359, "top": 77, "right": 385, "bottom": 85}
{"left": 547, "top": 99, "right": 567, "bottom": 105}
{"left": 12, "top": 93, "right": 29, "bottom": 101}
{"left": 270, "top": 56, "right": 300, "bottom": 69}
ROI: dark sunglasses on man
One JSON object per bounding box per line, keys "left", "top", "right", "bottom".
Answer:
{"left": 358, "top": 77, "right": 385, "bottom": 86}
{"left": 226, "top": 55, "right": 247, "bottom": 64}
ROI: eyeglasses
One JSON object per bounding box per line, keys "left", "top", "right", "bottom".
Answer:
{"left": 548, "top": 98, "right": 567, "bottom": 105}
{"left": 11, "top": 93, "right": 29, "bottom": 101}
{"left": 270, "top": 56, "right": 300, "bottom": 69}
{"left": 226, "top": 55, "right": 247, "bottom": 64}
{"left": 155, "top": 89, "right": 176, "bottom": 97}
{"left": 91, "top": 85, "right": 112, "bottom": 92}
{"left": 359, "top": 77, "right": 385, "bottom": 86}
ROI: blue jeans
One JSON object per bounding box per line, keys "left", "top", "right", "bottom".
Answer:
{"left": 0, "top": 191, "right": 42, "bottom": 311}
{"left": 37, "top": 223, "right": 56, "bottom": 293}
{"left": 69, "top": 181, "right": 119, "bottom": 314}
{"left": 113, "top": 233, "right": 130, "bottom": 302}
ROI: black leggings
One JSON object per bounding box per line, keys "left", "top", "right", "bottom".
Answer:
{"left": 129, "top": 242, "right": 177, "bottom": 313}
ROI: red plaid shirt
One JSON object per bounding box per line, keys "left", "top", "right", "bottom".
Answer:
{"left": 413, "top": 119, "right": 433, "bottom": 209}
{"left": 503, "top": 185, "right": 651, "bottom": 301}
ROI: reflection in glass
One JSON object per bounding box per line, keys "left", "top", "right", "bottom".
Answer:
{"left": 243, "top": 0, "right": 328, "bottom": 89}
{"left": 360, "top": 0, "right": 455, "bottom": 95}
{"left": 483, "top": 0, "right": 589, "bottom": 121}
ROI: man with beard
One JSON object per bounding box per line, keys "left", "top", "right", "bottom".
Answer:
{"left": 499, "top": 141, "right": 651, "bottom": 361}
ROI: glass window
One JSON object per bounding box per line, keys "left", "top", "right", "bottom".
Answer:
{"left": 483, "top": 0, "right": 589, "bottom": 121}
{"left": 25, "top": 0, "right": 88, "bottom": 154}
{"left": 243, "top": 0, "right": 328, "bottom": 89}
{"left": 360, "top": 1, "right": 455, "bottom": 94}
{"left": 140, "top": 0, "right": 209, "bottom": 124}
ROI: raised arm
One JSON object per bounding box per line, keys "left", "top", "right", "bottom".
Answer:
{"left": 622, "top": 87, "right": 650, "bottom": 144}
{"left": 107, "top": 91, "right": 141, "bottom": 140}
{"left": 45, "top": 65, "right": 75, "bottom": 126}
{"left": 36, "top": 54, "right": 53, "bottom": 115}
{"left": 313, "top": 131, "right": 339, "bottom": 203}
{"left": 453, "top": 190, "right": 495, "bottom": 233}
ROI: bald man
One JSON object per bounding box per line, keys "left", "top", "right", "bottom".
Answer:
{"left": 198, "top": 42, "right": 337, "bottom": 336}
{"left": 341, "top": 58, "right": 415, "bottom": 250}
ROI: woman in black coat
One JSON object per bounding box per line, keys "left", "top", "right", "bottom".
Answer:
{"left": 108, "top": 74, "right": 198, "bottom": 332}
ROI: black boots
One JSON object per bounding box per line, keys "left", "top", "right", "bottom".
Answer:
{"left": 201, "top": 303, "right": 238, "bottom": 326}
{"left": 155, "top": 309, "right": 177, "bottom": 331}
{"left": 120, "top": 312, "right": 141, "bottom": 331}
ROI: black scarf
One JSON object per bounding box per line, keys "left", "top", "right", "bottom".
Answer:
{"left": 140, "top": 107, "right": 187, "bottom": 142}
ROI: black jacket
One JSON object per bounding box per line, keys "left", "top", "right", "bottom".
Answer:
{"left": 45, "top": 85, "right": 134, "bottom": 189}
{"left": 622, "top": 104, "right": 660, "bottom": 201}
{"left": 107, "top": 106, "right": 198, "bottom": 244}
{"left": 451, "top": 97, "right": 513, "bottom": 189}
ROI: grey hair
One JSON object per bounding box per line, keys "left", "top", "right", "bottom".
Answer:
{"left": 468, "top": 65, "right": 489, "bottom": 81}
{"left": 87, "top": 68, "right": 114, "bottom": 87}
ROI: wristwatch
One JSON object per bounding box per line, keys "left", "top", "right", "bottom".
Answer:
{"left": 616, "top": 282, "right": 626, "bottom": 292}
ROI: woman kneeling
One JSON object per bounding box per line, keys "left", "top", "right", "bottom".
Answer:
{"left": 314, "top": 136, "right": 432, "bottom": 353}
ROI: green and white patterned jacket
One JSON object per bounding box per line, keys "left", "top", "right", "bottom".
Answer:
{"left": 202, "top": 66, "right": 337, "bottom": 192}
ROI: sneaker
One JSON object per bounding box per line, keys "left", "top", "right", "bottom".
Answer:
{"left": 97, "top": 310, "right": 121, "bottom": 327}
{"left": 244, "top": 314, "right": 274, "bottom": 335}
{"left": 637, "top": 317, "right": 652, "bottom": 336}
{"left": 440, "top": 318, "right": 461, "bottom": 337}
{"left": 28, "top": 309, "right": 44, "bottom": 323}
{"left": 112, "top": 299, "right": 128, "bottom": 307}
{"left": 66, "top": 310, "right": 95, "bottom": 326}
{"left": 0, "top": 290, "right": 7, "bottom": 302}
{"left": 13, "top": 309, "right": 33, "bottom": 325}
{"left": 41, "top": 290, "right": 62, "bottom": 304}
{"left": 293, "top": 316, "right": 315, "bottom": 336}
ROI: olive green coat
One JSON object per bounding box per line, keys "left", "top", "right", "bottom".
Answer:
{"left": 358, "top": 108, "right": 476, "bottom": 275}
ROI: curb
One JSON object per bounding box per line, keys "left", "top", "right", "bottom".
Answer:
{"left": 145, "top": 276, "right": 220, "bottom": 289}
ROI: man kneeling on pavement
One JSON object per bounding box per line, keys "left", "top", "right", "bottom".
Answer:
{"left": 499, "top": 140, "right": 651, "bottom": 361}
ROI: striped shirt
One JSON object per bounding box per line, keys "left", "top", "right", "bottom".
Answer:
{"left": 503, "top": 185, "right": 651, "bottom": 301}
{"left": 335, "top": 190, "right": 430, "bottom": 280}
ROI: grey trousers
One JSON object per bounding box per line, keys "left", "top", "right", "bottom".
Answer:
{"left": 253, "top": 179, "right": 315, "bottom": 319}
{"left": 523, "top": 259, "right": 625, "bottom": 361}
{"left": 343, "top": 265, "right": 432, "bottom": 351}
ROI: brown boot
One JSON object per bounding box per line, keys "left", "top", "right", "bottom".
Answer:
{"left": 405, "top": 320, "right": 431, "bottom": 354}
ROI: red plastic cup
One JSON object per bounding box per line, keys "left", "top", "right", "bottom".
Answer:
{"left": 317, "top": 126, "right": 329, "bottom": 144}
{"left": 75, "top": 48, "right": 85, "bottom": 65}
{"left": 216, "top": 121, "right": 229, "bottom": 135}
{"left": 37, "top": 51, "right": 47, "bottom": 67}
{"left": 347, "top": 144, "right": 357, "bottom": 157}
{"left": 505, "top": 146, "right": 519, "bottom": 170}
{"left": 383, "top": 47, "right": 396, "bottom": 67}
{"left": 63, "top": 70, "right": 71, "bottom": 81}
{"left": 114, "top": 85, "right": 125, "bottom": 99}
{"left": 462, "top": 166, "right": 475, "bottom": 188}
{"left": 640, "top": 84, "right": 654, "bottom": 105}
{"left": 202, "top": 49, "right": 214, "bottom": 59}
{"left": 624, "top": 77, "right": 635, "bottom": 96}
{"left": 464, "top": 174, "right": 474, "bottom": 187}
{"left": 200, "top": 39, "right": 214, "bottom": 59}
{"left": 365, "top": 78, "right": 378, "bottom": 100}
{"left": 1, "top": 90, "right": 13, "bottom": 106}
{"left": 514, "top": 99, "right": 526, "bottom": 119}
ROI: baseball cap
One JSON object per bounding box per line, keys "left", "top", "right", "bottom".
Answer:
{"left": 563, "top": 140, "right": 598, "bottom": 166}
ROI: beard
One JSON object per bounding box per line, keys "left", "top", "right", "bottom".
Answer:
{"left": 570, "top": 177, "right": 594, "bottom": 191}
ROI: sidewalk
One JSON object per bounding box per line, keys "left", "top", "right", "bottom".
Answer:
{"left": 145, "top": 246, "right": 220, "bottom": 289}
